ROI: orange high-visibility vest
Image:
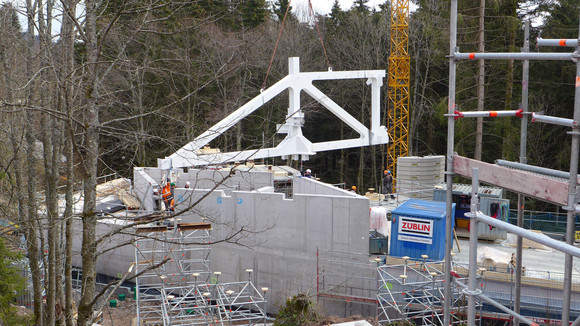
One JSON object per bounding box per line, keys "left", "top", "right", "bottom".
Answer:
{"left": 162, "top": 183, "right": 172, "bottom": 202}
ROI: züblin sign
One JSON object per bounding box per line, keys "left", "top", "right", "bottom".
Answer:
{"left": 398, "top": 216, "right": 434, "bottom": 244}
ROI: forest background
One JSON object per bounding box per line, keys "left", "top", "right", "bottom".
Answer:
{"left": 0, "top": 0, "right": 579, "bottom": 325}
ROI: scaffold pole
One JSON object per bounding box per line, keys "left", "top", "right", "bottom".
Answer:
{"left": 455, "top": 52, "right": 576, "bottom": 61}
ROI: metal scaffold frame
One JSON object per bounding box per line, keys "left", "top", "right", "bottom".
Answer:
{"left": 377, "top": 258, "right": 478, "bottom": 325}
{"left": 444, "top": 2, "right": 580, "bottom": 325}
{"left": 134, "top": 222, "right": 267, "bottom": 325}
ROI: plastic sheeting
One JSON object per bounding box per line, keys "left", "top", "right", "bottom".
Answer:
{"left": 477, "top": 246, "right": 512, "bottom": 268}
{"left": 370, "top": 206, "right": 391, "bottom": 237}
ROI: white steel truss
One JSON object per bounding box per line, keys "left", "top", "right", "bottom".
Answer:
{"left": 157, "top": 57, "right": 388, "bottom": 169}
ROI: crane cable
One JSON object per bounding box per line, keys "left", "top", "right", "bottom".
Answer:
{"left": 308, "top": 0, "right": 332, "bottom": 70}
{"left": 262, "top": 0, "right": 293, "bottom": 91}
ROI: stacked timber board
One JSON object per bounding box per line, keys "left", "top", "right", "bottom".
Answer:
{"left": 396, "top": 156, "right": 445, "bottom": 200}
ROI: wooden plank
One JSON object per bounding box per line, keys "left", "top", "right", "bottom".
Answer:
{"left": 453, "top": 155, "right": 569, "bottom": 205}
{"left": 117, "top": 188, "right": 141, "bottom": 210}
{"left": 136, "top": 225, "right": 168, "bottom": 233}
{"left": 177, "top": 222, "right": 212, "bottom": 230}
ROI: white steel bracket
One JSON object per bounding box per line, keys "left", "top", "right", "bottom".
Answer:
{"left": 158, "top": 57, "right": 388, "bottom": 169}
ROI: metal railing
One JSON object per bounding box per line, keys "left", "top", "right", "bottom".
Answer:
{"left": 508, "top": 210, "right": 580, "bottom": 235}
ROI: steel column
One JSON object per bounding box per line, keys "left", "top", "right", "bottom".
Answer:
{"left": 515, "top": 20, "right": 530, "bottom": 326}
{"left": 467, "top": 168, "right": 480, "bottom": 326}
{"left": 444, "top": 1, "right": 458, "bottom": 325}
{"left": 561, "top": 18, "right": 580, "bottom": 326}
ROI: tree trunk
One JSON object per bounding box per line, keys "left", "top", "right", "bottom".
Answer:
{"left": 37, "top": 0, "right": 59, "bottom": 322}
{"left": 60, "top": 1, "right": 77, "bottom": 324}
{"left": 25, "top": 0, "right": 44, "bottom": 324}
{"left": 77, "top": 0, "right": 100, "bottom": 324}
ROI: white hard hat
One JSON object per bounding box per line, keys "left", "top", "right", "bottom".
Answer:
{"left": 185, "top": 181, "right": 191, "bottom": 186}
{"left": 153, "top": 188, "right": 159, "bottom": 193}
{"left": 306, "top": 169, "right": 311, "bottom": 173}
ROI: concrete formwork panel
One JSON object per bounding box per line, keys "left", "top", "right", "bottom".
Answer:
{"left": 294, "top": 177, "right": 356, "bottom": 197}
{"left": 170, "top": 177, "right": 371, "bottom": 314}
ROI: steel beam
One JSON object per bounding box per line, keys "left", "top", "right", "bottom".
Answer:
{"left": 454, "top": 155, "right": 569, "bottom": 205}
{"left": 455, "top": 52, "right": 576, "bottom": 61}
{"left": 537, "top": 38, "right": 579, "bottom": 48}
{"left": 455, "top": 109, "right": 523, "bottom": 119}
{"left": 495, "top": 159, "right": 580, "bottom": 182}
{"left": 532, "top": 112, "right": 578, "bottom": 128}
{"left": 474, "top": 211, "right": 580, "bottom": 258}
{"left": 157, "top": 57, "right": 387, "bottom": 169}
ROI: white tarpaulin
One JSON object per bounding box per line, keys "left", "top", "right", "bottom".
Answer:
{"left": 370, "top": 206, "right": 391, "bottom": 237}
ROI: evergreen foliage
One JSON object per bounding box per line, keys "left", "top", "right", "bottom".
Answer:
{"left": 273, "top": 294, "right": 320, "bottom": 325}
{"left": 273, "top": 0, "right": 293, "bottom": 22}
{"left": 0, "top": 238, "right": 31, "bottom": 325}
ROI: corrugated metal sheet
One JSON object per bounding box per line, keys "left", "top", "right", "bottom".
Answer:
{"left": 433, "top": 182, "right": 503, "bottom": 201}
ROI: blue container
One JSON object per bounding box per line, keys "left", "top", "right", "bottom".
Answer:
{"left": 390, "top": 199, "right": 455, "bottom": 261}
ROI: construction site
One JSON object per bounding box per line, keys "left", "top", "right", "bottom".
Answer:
{"left": 9, "top": 1, "right": 580, "bottom": 326}
{"left": 48, "top": 1, "right": 580, "bottom": 325}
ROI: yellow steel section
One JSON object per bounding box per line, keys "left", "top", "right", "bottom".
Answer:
{"left": 387, "top": 0, "right": 410, "bottom": 182}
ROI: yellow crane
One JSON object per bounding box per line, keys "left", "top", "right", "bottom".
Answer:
{"left": 387, "top": 0, "right": 410, "bottom": 184}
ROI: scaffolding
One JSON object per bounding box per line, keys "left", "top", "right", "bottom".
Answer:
{"left": 316, "top": 248, "right": 377, "bottom": 312}
{"left": 443, "top": 3, "right": 580, "bottom": 325}
{"left": 377, "top": 257, "right": 479, "bottom": 325}
{"left": 134, "top": 222, "right": 267, "bottom": 325}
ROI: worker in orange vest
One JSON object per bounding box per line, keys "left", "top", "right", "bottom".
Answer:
{"left": 162, "top": 181, "right": 173, "bottom": 211}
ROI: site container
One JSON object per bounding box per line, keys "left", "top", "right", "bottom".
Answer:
{"left": 433, "top": 183, "right": 508, "bottom": 240}
{"left": 390, "top": 199, "right": 455, "bottom": 261}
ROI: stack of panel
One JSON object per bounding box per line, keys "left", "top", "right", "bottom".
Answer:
{"left": 396, "top": 156, "right": 445, "bottom": 200}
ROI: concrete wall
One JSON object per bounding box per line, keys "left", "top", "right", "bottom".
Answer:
{"left": 174, "top": 176, "right": 372, "bottom": 315}
{"left": 130, "top": 167, "right": 375, "bottom": 316}
{"left": 71, "top": 217, "right": 135, "bottom": 278}
{"left": 294, "top": 176, "right": 356, "bottom": 197}
{"left": 134, "top": 167, "right": 275, "bottom": 211}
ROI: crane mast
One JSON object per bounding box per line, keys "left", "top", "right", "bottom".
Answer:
{"left": 387, "top": 0, "right": 410, "bottom": 182}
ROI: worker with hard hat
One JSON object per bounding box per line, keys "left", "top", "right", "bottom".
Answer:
{"left": 152, "top": 188, "right": 162, "bottom": 211}
{"left": 304, "top": 169, "right": 312, "bottom": 178}
{"left": 382, "top": 170, "right": 394, "bottom": 200}
{"left": 162, "top": 180, "right": 175, "bottom": 211}
{"left": 349, "top": 185, "right": 357, "bottom": 193}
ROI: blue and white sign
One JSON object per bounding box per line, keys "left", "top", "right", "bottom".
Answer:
{"left": 398, "top": 216, "right": 433, "bottom": 244}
